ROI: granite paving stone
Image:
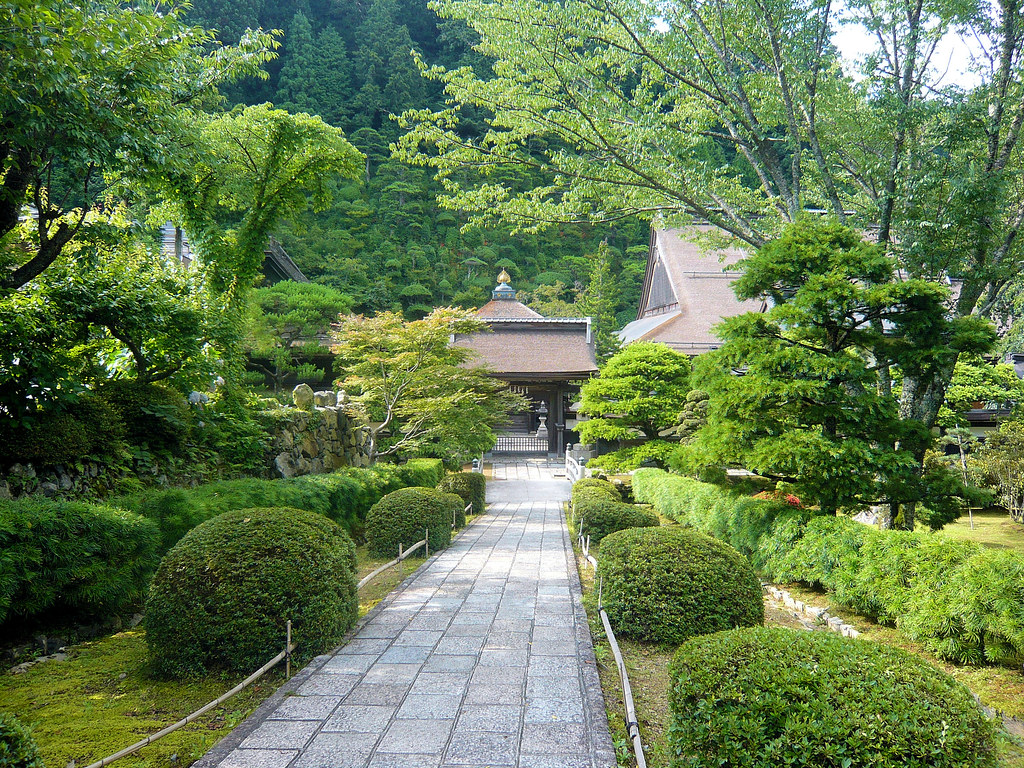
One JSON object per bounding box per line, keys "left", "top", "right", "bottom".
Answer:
{"left": 194, "top": 459, "right": 615, "bottom": 768}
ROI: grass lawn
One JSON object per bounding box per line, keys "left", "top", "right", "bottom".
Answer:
{"left": 941, "top": 508, "right": 1024, "bottom": 551}
{"left": 1, "top": 544, "right": 434, "bottom": 768}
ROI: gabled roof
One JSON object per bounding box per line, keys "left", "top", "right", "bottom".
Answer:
{"left": 618, "top": 226, "right": 764, "bottom": 353}
{"left": 476, "top": 298, "right": 543, "bottom": 319}
{"left": 160, "top": 224, "right": 308, "bottom": 285}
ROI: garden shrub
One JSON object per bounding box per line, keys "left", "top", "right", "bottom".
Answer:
{"left": 0, "top": 392, "right": 126, "bottom": 466}
{"left": 97, "top": 380, "right": 194, "bottom": 454}
{"left": 576, "top": 499, "right": 659, "bottom": 544}
{"left": 146, "top": 507, "right": 358, "bottom": 678}
{"left": 668, "top": 626, "right": 996, "bottom": 768}
{"left": 0, "top": 499, "right": 159, "bottom": 633}
{"left": 398, "top": 458, "right": 445, "bottom": 488}
{"left": 438, "top": 472, "right": 486, "bottom": 517}
{"left": 365, "top": 487, "right": 457, "bottom": 558}
{"left": 597, "top": 526, "right": 763, "bottom": 645}
{"left": 0, "top": 713, "right": 43, "bottom": 768}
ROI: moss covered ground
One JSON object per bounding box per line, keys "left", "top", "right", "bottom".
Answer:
{"left": 0, "top": 543, "right": 436, "bottom": 767}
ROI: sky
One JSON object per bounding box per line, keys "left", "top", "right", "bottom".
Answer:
{"left": 830, "top": 10, "right": 984, "bottom": 88}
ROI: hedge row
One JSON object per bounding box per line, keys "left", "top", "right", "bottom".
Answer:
{"left": 114, "top": 458, "right": 443, "bottom": 552}
{"left": 633, "top": 469, "right": 1024, "bottom": 664}
{"left": 0, "top": 499, "right": 159, "bottom": 633}
{"left": 0, "top": 459, "right": 442, "bottom": 636}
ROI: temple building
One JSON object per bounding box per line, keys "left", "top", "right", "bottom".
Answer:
{"left": 454, "top": 270, "right": 599, "bottom": 456}
{"left": 618, "top": 226, "right": 765, "bottom": 353}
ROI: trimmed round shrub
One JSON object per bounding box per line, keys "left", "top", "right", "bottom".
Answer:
{"left": 597, "top": 526, "right": 763, "bottom": 645}
{"left": 577, "top": 499, "right": 659, "bottom": 544}
{"left": 365, "top": 487, "right": 456, "bottom": 558}
{"left": 669, "top": 626, "right": 996, "bottom": 768}
{"left": 145, "top": 507, "right": 358, "bottom": 678}
{"left": 97, "top": 380, "right": 193, "bottom": 453}
{"left": 0, "top": 713, "right": 43, "bottom": 768}
{"left": 438, "top": 472, "right": 486, "bottom": 517}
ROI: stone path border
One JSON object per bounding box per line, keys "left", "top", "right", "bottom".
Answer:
{"left": 194, "top": 460, "right": 615, "bottom": 768}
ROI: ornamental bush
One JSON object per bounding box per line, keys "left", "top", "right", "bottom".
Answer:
{"left": 0, "top": 713, "right": 43, "bottom": 768}
{"left": 668, "top": 626, "right": 996, "bottom": 768}
{"left": 597, "top": 526, "right": 763, "bottom": 645}
{"left": 0, "top": 499, "right": 159, "bottom": 634}
{"left": 146, "top": 507, "right": 358, "bottom": 678}
{"left": 399, "top": 458, "right": 445, "bottom": 488}
{"left": 437, "top": 472, "right": 486, "bottom": 517}
{"left": 365, "top": 487, "right": 458, "bottom": 558}
{"left": 576, "top": 499, "right": 659, "bottom": 544}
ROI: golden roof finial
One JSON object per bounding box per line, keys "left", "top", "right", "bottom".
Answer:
{"left": 497, "top": 268, "right": 512, "bottom": 285}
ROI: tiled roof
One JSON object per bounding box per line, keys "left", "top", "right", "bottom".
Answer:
{"left": 619, "top": 226, "right": 763, "bottom": 351}
{"left": 455, "top": 320, "right": 598, "bottom": 378}
{"left": 476, "top": 298, "right": 543, "bottom": 319}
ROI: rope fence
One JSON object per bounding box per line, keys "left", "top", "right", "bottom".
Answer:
{"left": 81, "top": 623, "right": 297, "bottom": 768}
{"left": 85, "top": 529, "right": 439, "bottom": 768}
{"left": 576, "top": 523, "right": 648, "bottom": 768}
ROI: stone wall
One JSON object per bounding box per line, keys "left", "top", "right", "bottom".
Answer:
{"left": 269, "top": 386, "right": 372, "bottom": 478}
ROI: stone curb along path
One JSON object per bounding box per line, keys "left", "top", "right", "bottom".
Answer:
{"left": 194, "top": 460, "right": 617, "bottom": 768}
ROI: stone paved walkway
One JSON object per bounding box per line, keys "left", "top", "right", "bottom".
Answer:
{"left": 195, "top": 460, "right": 616, "bottom": 768}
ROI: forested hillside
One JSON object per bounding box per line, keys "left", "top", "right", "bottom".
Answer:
{"left": 189, "top": 0, "right": 649, "bottom": 323}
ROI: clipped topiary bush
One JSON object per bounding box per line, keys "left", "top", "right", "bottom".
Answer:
{"left": 598, "top": 526, "right": 763, "bottom": 645}
{"left": 97, "top": 379, "right": 194, "bottom": 454}
{"left": 145, "top": 507, "right": 358, "bottom": 678}
{"left": 576, "top": 499, "right": 659, "bottom": 544}
{"left": 0, "top": 499, "right": 159, "bottom": 634}
{"left": 438, "top": 472, "right": 486, "bottom": 517}
{"left": 0, "top": 713, "right": 43, "bottom": 768}
{"left": 668, "top": 626, "right": 996, "bottom": 768}
{"left": 365, "top": 487, "right": 457, "bottom": 558}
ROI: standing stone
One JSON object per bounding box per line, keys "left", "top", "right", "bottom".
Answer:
{"left": 292, "top": 383, "right": 315, "bottom": 411}
{"left": 314, "top": 390, "right": 333, "bottom": 407}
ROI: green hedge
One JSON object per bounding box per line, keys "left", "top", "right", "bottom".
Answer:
{"left": 0, "top": 712, "right": 44, "bottom": 768}
{"left": 114, "top": 462, "right": 441, "bottom": 553}
{"left": 365, "top": 487, "right": 458, "bottom": 558}
{"left": 146, "top": 507, "right": 358, "bottom": 678}
{"left": 597, "top": 526, "right": 763, "bottom": 645}
{"left": 437, "top": 472, "right": 486, "bottom": 516}
{"left": 400, "top": 458, "right": 445, "bottom": 488}
{"left": 96, "top": 380, "right": 194, "bottom": 454}
{"left": 669, "top": 626, "right": 996, "bottom": 768}
{"left": 0, "top": 499, "right": 159, "bottom": 635}
{"left": 633, "top": 468, "right": 1024, "bottom": 664}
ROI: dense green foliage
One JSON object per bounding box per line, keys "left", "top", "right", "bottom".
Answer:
{"left": 334, "top": 309, "right": 525, "bottom": 462}
{"left": 0, "top": 713, "right": 43, "bottom": 768}
{"left": 668, "top": 627, "right": 996, "bottom": 768}
{"left": 597, "top": 525, "right": 763, "bottom": 645}
{"left": 96, "top": 380, "right": 195, "bottom": 455}
{"left": 571, "top": 478, "right": 657, "bottom": 543}
{"left": 575, "top": 498, "right": 659, "bottom": 544}
{"left": 576, "top": 343, "right": 692, "bottom": 443}
{"left": 633, "top": 469, "right": 1024, "bottom": 664}
{"left": 115, "top": 461, "right": 440, "bottom": 551}
{"left": 689, "top": 221, "right": 989, "bottom": 524}
{"left": 0, "top": 499, "right": 159, "bottom": 636}
{"left": 365, "top": 487, "right": 458, "bottom": 557}
{"left": 146, "top": 507, "right": 358, "bottom": 678}
{"left": 437, "top": 472, "right": 486, "bottom": 517}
